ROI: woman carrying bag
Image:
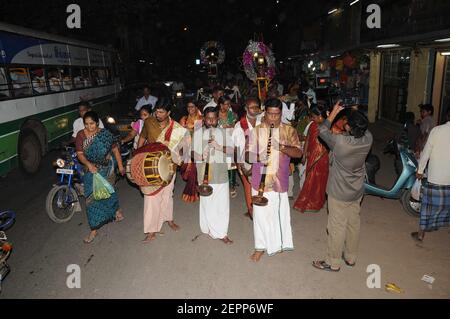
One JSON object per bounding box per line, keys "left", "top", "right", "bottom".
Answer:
{"left": 75, "top": 111, "right": 125, "bottom": 243}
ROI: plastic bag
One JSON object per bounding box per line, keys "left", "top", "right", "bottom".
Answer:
{"left": 411, "top": 178, "right": 422, "bottom": 201}
{"left": 93, "top": 173, "right": 115, "bottom": 200}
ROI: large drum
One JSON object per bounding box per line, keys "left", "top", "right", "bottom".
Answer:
{"left": 126, "top": 145, "right": 176, "bottom": 196}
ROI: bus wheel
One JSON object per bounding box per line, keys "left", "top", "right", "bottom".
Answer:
{"left": 19, "top": 130, "right": 42, "bottom": 174}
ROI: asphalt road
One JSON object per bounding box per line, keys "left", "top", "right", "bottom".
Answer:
{"left": 0, "top": 125, "right": 449, "bottom": 299}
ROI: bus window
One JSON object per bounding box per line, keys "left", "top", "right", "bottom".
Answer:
{"left": 0, "top": 67, "right": 11, "bottom": 99}
{"left": 47, "top": 68, "right": 62, "bottom": 92}
{"left": 61, "top": 67, "right": 72, "bottom": 91}
{"left": 105, "top": 67, "right": 112, "bottom": 84}
{"left": 92, "top": 68, "right": 107, "bottom": 86}
{"left": 30, "top": 67, "right": 47, "bottom": 94}
{"left": 73, "top": 67, "right": 91, "bottom": 88}
{"left": 9, "top": 67, "right": 32, "bottom": 97}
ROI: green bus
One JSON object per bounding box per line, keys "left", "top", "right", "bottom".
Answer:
{"left": 0, "top": 22, "right": 122, "bottom": 176}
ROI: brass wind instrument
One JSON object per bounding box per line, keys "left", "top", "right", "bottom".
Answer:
{"left": 198, "top": 128, "right": 214, "bottom": 197}
{"left": 251, "top": 123, "right": 274, "bottom": 206}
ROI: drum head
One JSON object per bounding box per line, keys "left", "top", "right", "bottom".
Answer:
{"left": 158, "top": 153, "right": 174, "bottom": 182}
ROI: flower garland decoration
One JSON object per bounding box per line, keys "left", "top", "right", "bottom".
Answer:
{"left": 242, "top": 40, "right": 276, "bottom": 82}
{"left": 200, "top": 41, "right": 226, "bottom": 65}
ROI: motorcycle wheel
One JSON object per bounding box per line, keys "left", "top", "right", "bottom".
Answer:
{"left": 45, "top": 185, "right": 78, "bottom": 223}
{"left": 400, "top": 189, "right": 421, "bottom": 218}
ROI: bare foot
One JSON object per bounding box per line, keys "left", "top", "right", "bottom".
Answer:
{"left": 168, "top": 221, "right": 180, "bottom": 231}
{"left": 250, "top": 251, "right": 264, "bottom": 262}
{"left": 115, "top": 209, "right": 124, "bottom": 222}
{"left": 142, "top": 233, "right": 156, "bottom": 243}
{"left": 221, "top": 236, "right": 233, "bottom": 245}
{"left": 83, "top": 230, "right": 97, "bottom": 244}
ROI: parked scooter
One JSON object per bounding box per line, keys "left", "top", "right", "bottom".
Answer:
{"left": 364, "top": 140, "right": 421, "bottom": 217}
{"left": 0, "top": 210, "right": 16, "bottom": 286}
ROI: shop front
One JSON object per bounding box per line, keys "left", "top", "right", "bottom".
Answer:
{"left": 379, "top": 50, "right": 411, "bottom": 124}
{"left": 432, "top": 49, "right": 450, "bottom": 125}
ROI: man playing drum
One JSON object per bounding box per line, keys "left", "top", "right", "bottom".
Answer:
{"left": 232, "top": 96, "right": 264, "bottom": 220}
{"left": 137, "top": 97, "right": 189, "bottom": 243}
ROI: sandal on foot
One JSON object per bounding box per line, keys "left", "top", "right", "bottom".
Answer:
{"left": 342, "top": 254, "right": 356, "bottom": 267}
{"left": 312, "top": 260, "right": 340, "bottom": 272}
{"left": 83, "top": 233, "right": 96, "bottom": 244}
{"left": 411, "top": 232, "right": 423, "bottom": 242}
{"left": 115, "top": 210, "right": 124, "bottom": 222}
{"left": 344, "top": 260, "right": 356, "bottom": 267}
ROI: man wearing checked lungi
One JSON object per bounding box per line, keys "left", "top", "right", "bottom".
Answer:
{"left": 412, "top": 107, "right": 450, "bottom": 242}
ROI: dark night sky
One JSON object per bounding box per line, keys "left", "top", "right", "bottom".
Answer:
{"left": 0, "top": 0, "right": 339, "bottom": 72}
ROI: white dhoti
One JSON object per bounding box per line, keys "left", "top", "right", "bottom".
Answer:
{"left": 252, "top": 189, "right": 294, "bottom": 256}
{"left": 143, "top": 175, "right": 175, "bottom": 234}
{"left": 200, "top": 183, "right": 230, "bottom": 239}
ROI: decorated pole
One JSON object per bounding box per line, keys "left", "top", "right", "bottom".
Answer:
{"left": 200, "top": 41, "right": 225, "bottom": 80}
{"left": 242, "top": 40, "right": 276, "bottom": 103}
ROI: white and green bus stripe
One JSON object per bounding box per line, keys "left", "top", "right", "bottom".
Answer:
{"left": 0, "top": 93, "right": 116, "bottom": 176}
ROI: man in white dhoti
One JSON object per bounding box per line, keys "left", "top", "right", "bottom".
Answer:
{"left": 247, "top": 98, "right": 303, "bottom": 261}
{"left": 195, "top": 107, "right": 234, "bottom": 244}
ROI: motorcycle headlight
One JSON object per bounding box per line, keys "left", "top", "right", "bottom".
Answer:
{"left": 56, "top": 158, "right": 65, "bottom": 168}
{"left": 106, "top": 116, "right": 116, "bottom": 124}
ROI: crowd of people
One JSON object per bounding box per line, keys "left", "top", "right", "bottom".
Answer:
{"left": 69, "top": 76, "right": 450, "bottom": 269}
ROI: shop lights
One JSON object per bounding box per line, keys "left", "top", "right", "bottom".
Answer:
{"left": 376, "top": 44, "right": 400, "bottom": 49}
{"left": 328, "top": 8, "right": 338, "bottom": 15}
{"left": 441, "top": 52, "right": 450, "bottom": 56}
{"left": 350, "top": 0, "right": 360, "bottom": 6}
{"left": 435, "top": 38, "right": 450, "bottom": 43}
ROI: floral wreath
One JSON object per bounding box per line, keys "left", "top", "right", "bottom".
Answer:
{"left": 242, "top": 40, "right": 276, "bottom": 82}
{"left": 200, "top": 41, "right": 225, "bottom": 65}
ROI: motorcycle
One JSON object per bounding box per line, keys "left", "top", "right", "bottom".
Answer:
{"left": 46, "top": 146, "right": 84, "bottom": 223}
{"left": 104, "top": 115, "right": 133, "bottom": 162}
{"left": 0, "top": 210, "right": 16, "bottom": 286}
{"left": 364, "top": 140, "right": 421, "bottom": 217}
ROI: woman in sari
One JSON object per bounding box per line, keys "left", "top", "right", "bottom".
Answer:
{"left": 217, "top": 96, "right": 238, "bottom": 198}
{"left": 294, "top": 105, "right": 329, "bottom": 213}
{"left": 75, "top": 111, "right": 125, "bottom": 243}
{"left": 180, "top": 100, "right": 203, "bottom": 202}
{"left": 121, "top": 104, "right": 152, "bottom": 149}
